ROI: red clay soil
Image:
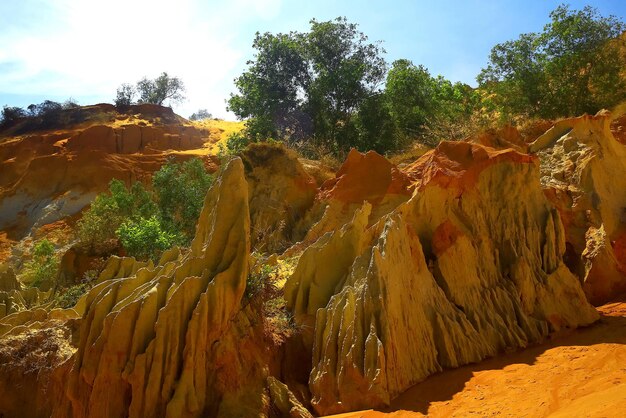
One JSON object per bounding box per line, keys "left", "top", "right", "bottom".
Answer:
{"left": 404, "top": 141, "right": 537, "bottom": 193}
{"left": 328, "top": 300, "right": 626, "bottom": 418}
{"left": 319, "top": 149, "right": 414, "bottom": 205}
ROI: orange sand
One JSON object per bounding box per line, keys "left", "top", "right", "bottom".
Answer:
{"left": 329, "top": 300, "right": 626, "bottom": 418}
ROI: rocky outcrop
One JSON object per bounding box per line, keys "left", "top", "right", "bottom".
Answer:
{"left": 0, "top": 111, "right": 217, "bottom": 238}
{"left": 471, "top": 125, "right": 529, "bottom": 152}
{"left": 531, "top": 112, "right": 626, "bottom": 304}
{"left": 240, "top": 144, "right": 318, "bottom": 253}
{"left": 286, "top": 142, "right": 598, "bottom": 415}
{"left": 292, "top": 149, "right": 414, "bottom": 250}
{"left": 47, "top": 158, "right": 261, "bottom": 418}
{"left": 0, "top": 135, "right": 609, "bottom": 417}
{"left": 65, "top": 124, "right": 206, "bottom": 154}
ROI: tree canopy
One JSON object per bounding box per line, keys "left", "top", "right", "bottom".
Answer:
{"left": 114, "top": 72, "right": 186, "bottom": 107}
{"left": 478, "top": 5, "right": 626, "bottom": 118}
{"left": 228, "top": 17, "right": 388, "bottom": 153}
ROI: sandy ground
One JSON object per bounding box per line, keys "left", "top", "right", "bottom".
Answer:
{"left": 330, "top": 300, "right": 626, "bottom": 418}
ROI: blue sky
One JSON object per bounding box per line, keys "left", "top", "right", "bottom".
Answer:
{"left": 1, "top": 0, "right": 625, "bottom": 119}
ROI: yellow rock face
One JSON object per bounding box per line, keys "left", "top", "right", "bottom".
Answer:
{"left": 286, "top": 142, "right": 598, "bottom": 415}
{"left": 0, "top": 140, "right": 607, "bottom": 417}
{"left": 50, "top": 158, "right": 253, "bottom": 418}
{"left": 531, "top": 112, "right": 626, "bottom": 304}
{"left": 240, "top": 143, "right": 318, "bottom": 254}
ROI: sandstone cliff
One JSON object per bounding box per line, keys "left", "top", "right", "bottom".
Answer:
{"left": 0, "top": 131, "right": 611, "bottom": 417}
{"left": 0, "top": 104, "right": 221, "bottom": 247}
{"left": 531, "top": 111, "right": 626, "bottom": 304}
{"left": 286, "top": 142, "right": 599, "bottom": 415}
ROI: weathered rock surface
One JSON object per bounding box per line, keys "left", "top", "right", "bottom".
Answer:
{"left": 286, "top": 142, "right": 598, "bottom": 415}
{"left": 45, "top": 158, "right": 263, "bottom": 418}
{"left": 292, "top": 149, "right": 414, "bottom": 250}
{"left": 531, "top": 112, "right": 626, "bottom": 304}
{"left": 0, "top": 130, "right": 612, "bottom": 417}
{"left": 0, "top": 106, "right": 218, "bottom": 239}
{"left": 240, "top": 144, "right": 318, "bottom": 253}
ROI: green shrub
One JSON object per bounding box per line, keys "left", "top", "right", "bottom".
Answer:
{"left": 152, "top": 158, "right": 213, "bottom": 243}
{"left": 56, "top": 283, "right": 90, "bottom": 309}
{"left": 245, "top": 263, "right": 274, "bottom": 300}
{"left": 78, "top": 159, "right": 212, "bottom": 260}
{"left": 189, "top": 109, "right": 212, "bottom": 121}
{"left": 77, "top": 179, "right": 157, "bottom": 251}
{"left": 23, "top": 239, "right": 59, "bottom": 289}
{"left": 116, "top": 216, "right": 177, "bottom": 262}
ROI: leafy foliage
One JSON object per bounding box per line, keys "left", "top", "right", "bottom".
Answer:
{"left": 189, "top": 109, "right": 213, "bottom": 121}
{"left": 56, "top": 283, "right": 90, "bottom": 309}
{"left": 22, "top": 239, "right": 59, "bottom": 289}
{"left": 385, "top": 59, "right": 482, "bottom": 146}
{"left": 137, "top": 72, "right": 186, "bottom": 106}
{"left": 478, "top": 5, "right": 626, "bottom": 118}
{"left": 0, "top": 106, "right": 27, "bottom": 129}
{"left": 228, "top": 17, "right": 387, "bottom": 153}
{"left": 115, "top": 83, "right": 136, "bottom": 107}
{"left": 117, "top": 216, "right": 177, "bottom": 262}
{"left": 114, "top": 72, "right": 186, "bottom": 107}
{"left": 152, "top": 158, "right": 214, "bottom": 242}
{"left": 78, "top": 158, "right": 212, "bottom": 260}
{"left": 77, "top": 179, "right": 157, "bottom": 251}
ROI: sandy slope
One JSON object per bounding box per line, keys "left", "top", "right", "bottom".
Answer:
{"left": 331, "top": 300, "right": 626, "bottom": 418}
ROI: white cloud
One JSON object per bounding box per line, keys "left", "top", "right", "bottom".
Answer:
{"left": 0, "top": 0, "right": 284, "bottom": 118}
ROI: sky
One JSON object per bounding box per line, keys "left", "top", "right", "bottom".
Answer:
{"left": 1, "top": 0, "right": 625, "bottom": 120}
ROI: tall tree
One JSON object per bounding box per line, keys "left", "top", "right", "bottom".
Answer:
{"left": 136, "top": 72, "right": 186, "bottom": 106}
{"left": 228, "top": 17, "right": 387, "bottom": 152}
{"left": 478, "top": 5, "right": 626, "bottom": 119}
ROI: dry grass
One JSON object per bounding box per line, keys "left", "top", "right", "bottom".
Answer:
{"left": 190, "top": 119, "right": 246, "bottom": 152}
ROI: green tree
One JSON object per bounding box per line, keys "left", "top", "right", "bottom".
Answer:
{"left": 152, "top": 158, "right": 213, "bottom": 243}
{"left": 352, "top": 92, "right": 400, "bottom": 153}
{"left": 305, "top": 17, "right": 387, "bottom": 148}
{"left": 189, "top": 109, "right": 213, "bottom": 121}
{"left": 117, "top": 216, "right": 177, "bottom": 262}
{"left": 478, "top": 5, "right": 626, "bottom": 118}
{"left": 228, "top": 17, "right": 387, "bottom": 153}
{"left": 136, "top": 72, "right": 186, "bottom": 106}
{"left": 228, "top": 31, "right": 310, "bottom": 140}
{"left": 385, "top": 60, "right": 438, "bottom": 137}
{"left": 115, "top": 83, "right": 136, "bottom": 107}
{"left": 0, "top": 105, "right": 26, "bottom": 129}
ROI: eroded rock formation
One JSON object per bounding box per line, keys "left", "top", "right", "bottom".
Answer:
{"left": 0, "top": 131, "right": 614, "bottom": 417}
{"left": 531, "top": 112, "right": 626, "bottom": 304}
{"left": 46, "top": 158, "right": 264, "bottom": 418}
{"left": 0, "top": 105, "right": 217, "bottom": 239}
{"left": 286, "top": 142, "right": 599, "bottom": 414}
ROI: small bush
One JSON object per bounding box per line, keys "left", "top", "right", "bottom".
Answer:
{"left": 189, "top": 109, "right": 212, "bottom": 121}
{"left": 219, "top": 132, "right": 254, "bottom": 156}
{"left": 77, "top": 179, "right": 157, "bottom": 251}
{"left": 152, "top": 158, "right": 214, "bottom": 243}
{"left": 245, "top": 263, "right": 274, "bottom": 300}
{"left": 56, "top": 283, "right": 90, "bottom": 309}
{"left": 78, "top": 158, "right": 212, "bottom": 260}
{"left": 116, "top": 216, "right": 177, "bottom": 262}
{"left": 22, "top": 239, "right": 59, "bottom": 289}
{"left": 0, "top": 106, "right": 26, "bottom": 129}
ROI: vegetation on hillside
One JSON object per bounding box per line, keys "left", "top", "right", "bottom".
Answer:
{"left": 77, "top": 158, "right": 213, "bottom": 261}
{"left": 115, "top": 72, "right": 186, "bottom": 107}
{"left": 21, "top": 239, "right": 59, "bottom": 289}
{"left": 0, "top": 98, "right": 81, "bottom": 132}
{"left": 478, "top": 5, "right": 626, "bottom": 119}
